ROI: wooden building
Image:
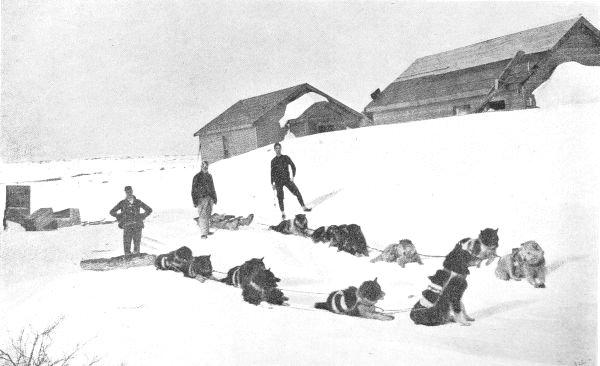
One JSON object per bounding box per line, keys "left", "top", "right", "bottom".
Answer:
{"left": 364, "top": 16, "right": 600, "bottom": 125}
{"left": 194, "top": 83, "right": 364, "bottom": 162}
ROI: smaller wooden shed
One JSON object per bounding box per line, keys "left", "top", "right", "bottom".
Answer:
{"left": 194, "top": 83, "right": 365, "bottom": 163}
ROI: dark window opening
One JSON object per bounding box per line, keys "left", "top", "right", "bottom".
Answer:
{"left": 452, "top": 104, "right": 471, "bottom": 116}
{"left": 222, "top": 136, "right": 229, "bottom": 159}
{"left": 487, "top": 100, "right": 506, "bottom": 111}
{"left": 317, "top": 124, "right": 336, "bottom": 133}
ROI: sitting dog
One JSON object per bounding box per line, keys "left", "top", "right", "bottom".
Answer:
{"left": 410, "top": 234, "right": 494, "bottom": 326}
{"left": 370, "top": 239, "right": 423, "bottom": 267}
{"left": 221, "top": 258, "right": 288, "bottom": 305}
{"left": 269, "top": 214, "right": 312, "bottom": 237}
{"left": 154, "top": 246, "right": 193, "bottom": 273}
{"left": 496, "top": 241, "right": 545, "bottom": 288}
{"left": 314, "top": 278, "right": 394, "bottom": 321}
{"left": 457, "top": 228, "right": 500, "bottom": 267}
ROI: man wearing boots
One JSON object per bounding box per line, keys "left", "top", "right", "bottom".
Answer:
{"left": 191, "top": 160, "right": 217, "bottom": 239}
{"left": 109, "top": 186, "right": 153, "bottom": 255}
{"left": 270, "top": 142, "right": 311, "bottom": 220}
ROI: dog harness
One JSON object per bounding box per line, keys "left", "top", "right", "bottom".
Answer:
{"left": 231, "top": 267, "right": 241, "bottom": 287}
{"left": 186, "top": 261, "right": 197, "bottom": 277}
{"left": 248, "top": 280, "right": 266, "bottom": 298}
{"left": 418, "top": 269, "right": 466, "bottom": 308}
{"left": 158, "top": 256, "right": 169, "bottom": 270}
{"left": 326, "top": 288, "right": 361, "bottom": 316}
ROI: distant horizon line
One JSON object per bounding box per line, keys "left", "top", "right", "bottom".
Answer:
{"left": 1, "top": 152, "right": 200, "bottom": 165}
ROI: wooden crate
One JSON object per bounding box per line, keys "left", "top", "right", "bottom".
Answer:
{"left": 23, "top": 208, "right": 57, "bottom": 231}
{"left": 54, "top": 208, "right": 81, "bottom": 228}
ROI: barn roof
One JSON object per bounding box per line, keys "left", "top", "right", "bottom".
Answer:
{"left": 194, "top": 83, "right": 362, "bottom": 136}
{"left": 290, "top": 101, "right": 348, "bottom": 121}
{"left": 366, "top": 16, "right": 598, "bottom": 112}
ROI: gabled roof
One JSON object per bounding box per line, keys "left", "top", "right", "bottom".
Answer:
{"left": 194, "top": 84, "right": 304, "bottom": 136}
{"left": 195, "top": 83, "right": 363, "bottom": 136}
{"left": 366, "top": 16, "right": 599, "bottom": 112}
{"left": 290, "top": 101, "right": 349, "bottom": 122}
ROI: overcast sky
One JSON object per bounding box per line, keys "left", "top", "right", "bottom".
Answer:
{"left": 2, "top": 0, "right": 599, "bottom": 162}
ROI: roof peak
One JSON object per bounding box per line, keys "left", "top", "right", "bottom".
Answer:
{"left": 395, "top": 16, "right": 587, "bottom": 82}
{"left": 414, "top": 16, "right": 582, "bottom": 62}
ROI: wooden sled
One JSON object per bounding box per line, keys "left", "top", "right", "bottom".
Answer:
{"left": 80, "top": 253, "right": 156, "bottom": 271}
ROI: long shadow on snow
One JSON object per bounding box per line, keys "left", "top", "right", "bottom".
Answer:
{"left": 472, "top": 299, "right": 536, "bottom": 319}
{"left": 306, "top": 188, "right": 343, "bottom": 209}
{"left": 546, "top": 254, "right": 588, "bottom": 274}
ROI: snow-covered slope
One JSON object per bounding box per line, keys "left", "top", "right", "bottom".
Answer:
{"left": 1, "top": 70, "right": 599, "bottom": 365}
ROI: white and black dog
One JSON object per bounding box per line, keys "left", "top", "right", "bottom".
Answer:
{"left": 410, "top": 229, "right": 499, "bottom": 326}
{"left": 314, "top": 278, "right": 394, "bottom": 321}
{"left": 269, "top": 214, "right": 312, "bottom": 237}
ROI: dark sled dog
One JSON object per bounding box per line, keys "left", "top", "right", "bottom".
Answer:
{"left": 311, "top": 224, "right": 369, "bottom": 257}
{"left": 154, "top": 246, "right": 213, "bottom": 281}
{"left": 314, "top": 278, "right": 393, "bottom": 321}
{"left": 221, "top": 258, "right": 288, "bottom": 305}
{"left": 457, "top": 228, "right": 500, "bottom": 267}
{"left": 370, "top": 239, "right": 423, "bottom": 267}
{"left": 410, "top": 229, "right": 499, "bottom": 326}
{"left": 269, "top": 214, "right": 312, "bottom": 237}
{"left": 182, "top": 255, "right": 213, "bottom": 281}
{"left": 154, "top": 246, "right": 193, "bottom": 273}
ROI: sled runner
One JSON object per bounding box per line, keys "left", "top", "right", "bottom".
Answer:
{"left": 80, "top": 253, "right": 156, "bottom": 271}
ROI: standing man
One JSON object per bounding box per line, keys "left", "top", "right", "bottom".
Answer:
{"left": 109, "top": 186, "right": 153, "bottom": 255}
{"left": 271, "top": 142, "right": 311, "bottom": 220}
{"left": 191, "top": 160, "right": 217, "bottom": 239}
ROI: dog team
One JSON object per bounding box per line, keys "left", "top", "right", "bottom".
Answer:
{"left": 109, "top": 142, "right": 547, "bottom": 326}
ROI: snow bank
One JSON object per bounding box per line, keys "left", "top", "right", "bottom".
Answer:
{"left": 0, "top": 101, "right": 598, "bottom": 365}
{"left": 534, "top": 61, "right": 600, "bottom": 107}
{"left": 278, "top": 92, "right": 328, "bottom": 127}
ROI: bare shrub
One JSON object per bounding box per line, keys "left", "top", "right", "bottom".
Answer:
{"left": 0, "top": 318, "right": 100, "bottom": 366}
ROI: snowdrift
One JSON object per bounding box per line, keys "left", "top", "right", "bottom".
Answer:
{"left": 534, "top": 61, "right": 600, "bottom": 107}
{"left": 1, "top": 97, "right": 599, "bottom": 364}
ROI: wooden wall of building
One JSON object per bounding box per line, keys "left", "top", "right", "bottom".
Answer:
{"left": 288, "top": 103, "right": 357, "bottom": 137}
{"left": 199, "top": 126, "right": 258, "bottom": 163}
{"left": 373, "top": 24, "right": 599, "bottom": 125}
{"left": 525, "top": 25, "right": 600, "bottom": 95}
{"left": 255, "top": 104, "right": 286, "bottom": 149}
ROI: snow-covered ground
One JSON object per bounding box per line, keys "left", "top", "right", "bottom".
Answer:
{"left": 0, "top": 63, "right": 598, "bottom": 365}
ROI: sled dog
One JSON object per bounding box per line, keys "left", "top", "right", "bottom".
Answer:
{"left": 370, "top": 239, "right": 423, "bottom": 267}
{"left": 410, "top": 231, "right": 495, "bottom": 327}
{"left": 314, "top": 278, "right": 394, "bottom": 321}
{"left": 269, "top": 214, "right": 312, "bottom": 237}
{"left": 221, "top": 258, "right": 288, "bottom": 305}
{"left": 496, "top": 240, "right": 545, "bottom": 288}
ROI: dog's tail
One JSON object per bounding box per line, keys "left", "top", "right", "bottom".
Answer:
{"left": 314, "top": 302, "right": 329, "bottom": 310}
